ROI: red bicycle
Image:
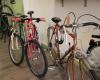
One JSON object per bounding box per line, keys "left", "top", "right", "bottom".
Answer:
{"left": 25, "top": 11, "right": 48, "bottom": 78}
{"left": 8, "top": 11, "right": 48, "bottom": 78}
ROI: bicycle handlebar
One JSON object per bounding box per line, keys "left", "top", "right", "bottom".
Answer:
{"left": 22, "top": 18, "right": 45, "bottom": 22}
{"left": 59, "top": 22, "right": 100, "bottom": 44}
{"left": 82, "top": 22, "right": 100, "bottom": 28}
{"left": 92, "top": 35, "right": 100, "bottom": 38}
{"left": 11, "top": 17, "right": 45, "bottom": 23}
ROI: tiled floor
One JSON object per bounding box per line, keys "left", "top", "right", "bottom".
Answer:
{"left": 0, "top": 37, "right": 66, "bottom": 80}
{"left": 0, "top": 36, "right": 100, "bottom": 80}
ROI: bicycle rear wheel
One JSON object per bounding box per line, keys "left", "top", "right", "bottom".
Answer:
{"left": 25, "top": 40, "right": 48, "bottom": 78}
{"left": 66, "top": 57, "right": 94, "bottom": 80}
{"left": 0, "top": 5, "right": 13, "bottom": 40}
{"left": 47, "top": 26, "right": 59, "bottom": 64}
{"left": 8, "top": 33, "right": 24, "bottom": 65}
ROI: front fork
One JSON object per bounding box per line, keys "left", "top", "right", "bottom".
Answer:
{"left": 11, "top": 32, "right": 19, "bottom": 50}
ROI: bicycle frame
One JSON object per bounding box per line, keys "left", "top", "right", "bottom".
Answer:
{"left": 62, "top": 26, "right": 77, "bottom": 80}
{"left": 12, "top": 16, "right": 38, "bottom": 59}
{"left": 10, "top": 14, "right": 40, "bottom": 60}
{"left": 48, "top": 16, "right": 79, "bottom": 80}
{"left": 49, "top": 23, "right": 77, "bottom": 60}
{"left": 26, "top": 18, "right": 38, "bottom": 60}
{"left": 10, "top": 17, "right": 23, "bottom": 50}
{"left": 56, "top": 17, "right": 97, "bottom": 80}
{"left": 49, "top": 23, "right": 61, "bottom": 59}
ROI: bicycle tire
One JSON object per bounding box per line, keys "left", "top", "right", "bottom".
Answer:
{"left": 0, "top": 5, "right": 13, "bottom": 14}
{"left": 87, "top": 41, "right": 100, "bottom": 67}
{"left": 0, "top": 5, "right": 13, "bottom": 39}
{"left": 66, "top": 58, "right": 95, "bottom": 80}
{"left": 8, "top": 33, "right": 24, "bottom": 66}
{"left": 0, "top": 5, "right": 13, "bottom": 29}
{"left": 87, "top": 41, "right": 100, "bottom": 79}
{"left": 25, "top": 40, "right": 48, "bottom": 78}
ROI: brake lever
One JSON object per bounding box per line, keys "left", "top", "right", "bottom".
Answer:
{"left": 35, "top": 18, "right": 40, "bottom": 23}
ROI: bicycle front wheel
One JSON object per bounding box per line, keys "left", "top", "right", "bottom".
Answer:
{"left": 47, "top": 26, "right": 59, "bottom": 65}
{"left": 25, "top": 40, "right": 48, "bottom": 78}
{"left": 87, "top": 41, "right": 100, "bottom": 68}
{"left": 8, "top": 33, "right": 24, "bottom": 66}
{"left": 66, "top": 58, "right": 94, "bottom": 80}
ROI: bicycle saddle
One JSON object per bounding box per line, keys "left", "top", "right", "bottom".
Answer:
{"left": 27, "top": 11, "right": 34, "bottom": 15}
{"left": 51, "top": 17, "right": 61, "bottom": 23}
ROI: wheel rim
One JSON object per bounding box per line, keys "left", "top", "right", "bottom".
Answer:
{"left": 9, "top": 36, "right": 22, "bottom": 64}
{"left": 27, "top": 42, "right": 45, "bottom": 75}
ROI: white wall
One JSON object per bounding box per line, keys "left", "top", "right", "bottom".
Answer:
{"left": 23, "top": 0, "right": 55, "bottom": 45}
{"left": 23, "top": 0, "right": 55, "bottom": 18}
{"left": 54, "top": 0, "right": 100, "bottom": 19}
{"left": 54, "top": 0, "right": 100, "bottom": 53}
{"left": 23, "top": 0, "right": 100, "bottom": 52}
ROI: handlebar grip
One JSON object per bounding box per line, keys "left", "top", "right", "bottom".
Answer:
{"left": 35, "top": 18, "right": 45, "bottom": 22}
{"left": 92, "top": 35, "right": 100, "bottom": 38}
{"left": 82, "top": 22, "right": 100, "bottom": 28}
